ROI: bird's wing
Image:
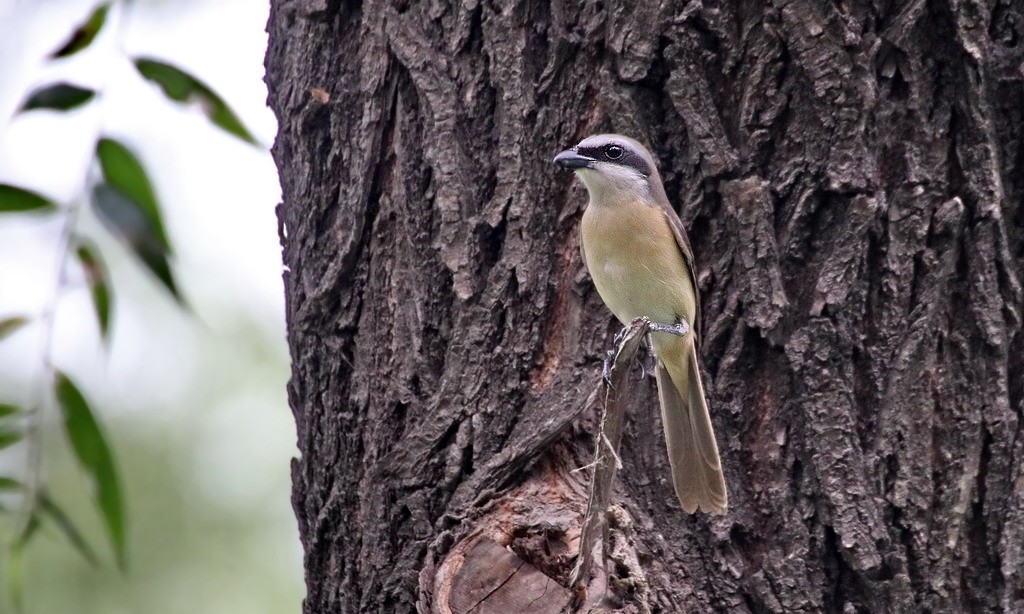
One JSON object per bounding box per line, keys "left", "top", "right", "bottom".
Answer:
{"left": 658, "top": 201, "right": 702, "bottom": 347}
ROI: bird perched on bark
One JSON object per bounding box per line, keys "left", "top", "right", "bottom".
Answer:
{"left": 553, "top": 134, "right": 727, "bottom": 514}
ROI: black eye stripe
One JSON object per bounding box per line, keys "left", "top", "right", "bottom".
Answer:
{"left": 622, "top": 151, "right": 651, "bottom": 175}
{"left": 577, "top": 144, "right": 652, "bottom": 176}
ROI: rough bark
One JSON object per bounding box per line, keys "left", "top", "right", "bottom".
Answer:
{"left": 265, "top": 0, "right": 1024, "bottom": 612}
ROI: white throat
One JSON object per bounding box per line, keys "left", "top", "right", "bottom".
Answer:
{"left": 576, "top": 162, "right": 653, "bottom": 207}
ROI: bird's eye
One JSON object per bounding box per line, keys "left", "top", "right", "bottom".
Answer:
{"left": 605, "top": 145, "right": 624, "bottom": 160}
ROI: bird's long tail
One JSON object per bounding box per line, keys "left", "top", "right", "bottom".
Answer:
{"left": 653, "top": 335, "right": 727, "bottom": 514}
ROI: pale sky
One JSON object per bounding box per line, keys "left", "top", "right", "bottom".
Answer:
{"left": 0, "top": 0, "right": 283, "bottom": 400}
{"left": 0, "top": 0, "right": 301, "bottom": 606}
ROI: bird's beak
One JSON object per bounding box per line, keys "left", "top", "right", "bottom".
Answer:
{"left": 553, "top": 148, "right": 595, "bottom": 169}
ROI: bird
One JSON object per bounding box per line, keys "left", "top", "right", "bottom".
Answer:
{"left": 553, "top": 134, "right": 727, "bottom": 514}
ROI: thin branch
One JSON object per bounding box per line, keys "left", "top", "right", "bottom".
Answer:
{"left": 12, "top": 0, "right": 135, "bottom": 543}
{"left": 14, "top": 195, "right": 86, "bottom": 539}
{"left": 569, "top": 317, "right": 651, "bottom": 606}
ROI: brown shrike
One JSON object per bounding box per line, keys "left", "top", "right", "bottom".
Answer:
{"left": 554, "top": 134, "right": 727, "bottom": 514}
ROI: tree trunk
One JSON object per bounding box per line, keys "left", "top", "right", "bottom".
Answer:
{"left": 265, "top": 0, "right": 1024, "bottom": 612}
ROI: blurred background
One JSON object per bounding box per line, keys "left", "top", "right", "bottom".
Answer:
{"left": 0, "top": 0, "right": 303, "bottom": 612}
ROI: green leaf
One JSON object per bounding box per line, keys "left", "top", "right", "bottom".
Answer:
{"left": 6, "top": 515, "right": 39, "bottom": 612}
{"left": 0, "top": 476, "right": 22, "bottom": 491}
{"left": 134, "top": 58, "right": 257, "bottom": 145}
{"left": 50, "top": 4, "right": 110, "bottom": 58}
{"left": 0, "top": 404, "right": 19, "bottom": 419}
{"left": 0, "top": 430, "right": 23, "bottom": 451}
{"left": 76, "top": 242, "right": 113, "bottom": 342}
{"left": 0, "top": 317, "right": 30, "bottom": 341}
{"left": 95, "top": 139, "right": 168, "bottom": 248}
{"left": 54, "top": 372, "right": 126, "bottom": 569}
{"left": 92, "top": 184, "right": 182, "bottom": 301}
{"left": 134, "top": 59, "right": 193, "bottom": 102}
{"left": 93, "top": 138, "right": 182, "bottom": 302}
{"left": 21, "top": 83, "right": 96, "bottom": 112}
{"left": 39, "top": 492, "right": 99, "bottom": 566}
{"left": 0, "top": 185, "right": 57, "bottom": 213}
{"left": 204, "top": 95, "right": 257, "bottom": 145}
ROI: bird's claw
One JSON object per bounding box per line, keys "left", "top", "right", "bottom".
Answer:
{"left": 635, "top": 342, "right": 657, "bottom": 379}
{"left": 611, "top": 324, "right": 630, "bottom": 346}
{"left": 601, "top": 348, "right": 616, "bottom": 387}
{"left": 603, "top": 318, "right": 685, "bottom": 385}
{"left": 601, "top": 324, "right": 633, "bottom": 387}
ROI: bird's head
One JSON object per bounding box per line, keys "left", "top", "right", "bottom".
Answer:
{"left": 552, "top": 134, "right": 664, "bottom": 205}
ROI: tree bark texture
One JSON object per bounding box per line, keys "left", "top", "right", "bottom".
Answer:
{"left": 266, "top": 0, "right": 1024, "bottom": 612}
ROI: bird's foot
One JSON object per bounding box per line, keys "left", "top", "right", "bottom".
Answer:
{"left": 601, "top": 348, "right": 616, "bottom": 386}
{"left": 611, "top": 323, "right": 631, "bottom": 346}
{"left": 635, "top": 341, "right": 657, "bottom": 379}
{"left": 602, "top": 323, "right": 636, "bottom": 386}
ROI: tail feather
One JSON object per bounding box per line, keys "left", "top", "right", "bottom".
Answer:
{"left": 654, "top": 337, "right": 727, "bottom": 514}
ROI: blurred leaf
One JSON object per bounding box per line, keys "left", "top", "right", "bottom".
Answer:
{"left": 6, "top": 515, "right": 38, "bottom": 612}
{"left": 0, "top": 404, "right": 19, "bottom": 419}
{"left": 93, "top": 138, "right": 182, "bottom": 302}
{"left": 0, "top": 429, "right": 23, "bottom": 451}
{"left": 206, "top": 97, "right": 257, "bottom": 145}
{"left": 55, "top": 372, "right": 126, "bottom": 569}
{"left": 39, "top": 492, "right": 99, "bottom": 566}
{"left": 50, "top": 4, "right": 110, "bottom": 58}
{"left": 0, "top": 185, "right": 57, "bottom": 213}
{"left": 95, "top": 139, "right": 168, "bottom": 248}
{"left": 0, "top": 476, "right": 22, "bottom": 490}
{"left": 21, "top": 83, "right": 96, "bottom": 112}
{"left": 91, "top": 185, "right": 152, "bottom": 243}
{"left": 92, "top": 184, "right": 182, "bottom": 301}
{"left": 134, "top": 59, "right": 192, "bottom": 101}
{"left": 76, "top": 242, "right": 113, "bottom": 342}
{"left": 0, "top": 316, "right": 30, "bottom": 341}
{"left": 134, "top": 58, "right": 257, "bottom": 145}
